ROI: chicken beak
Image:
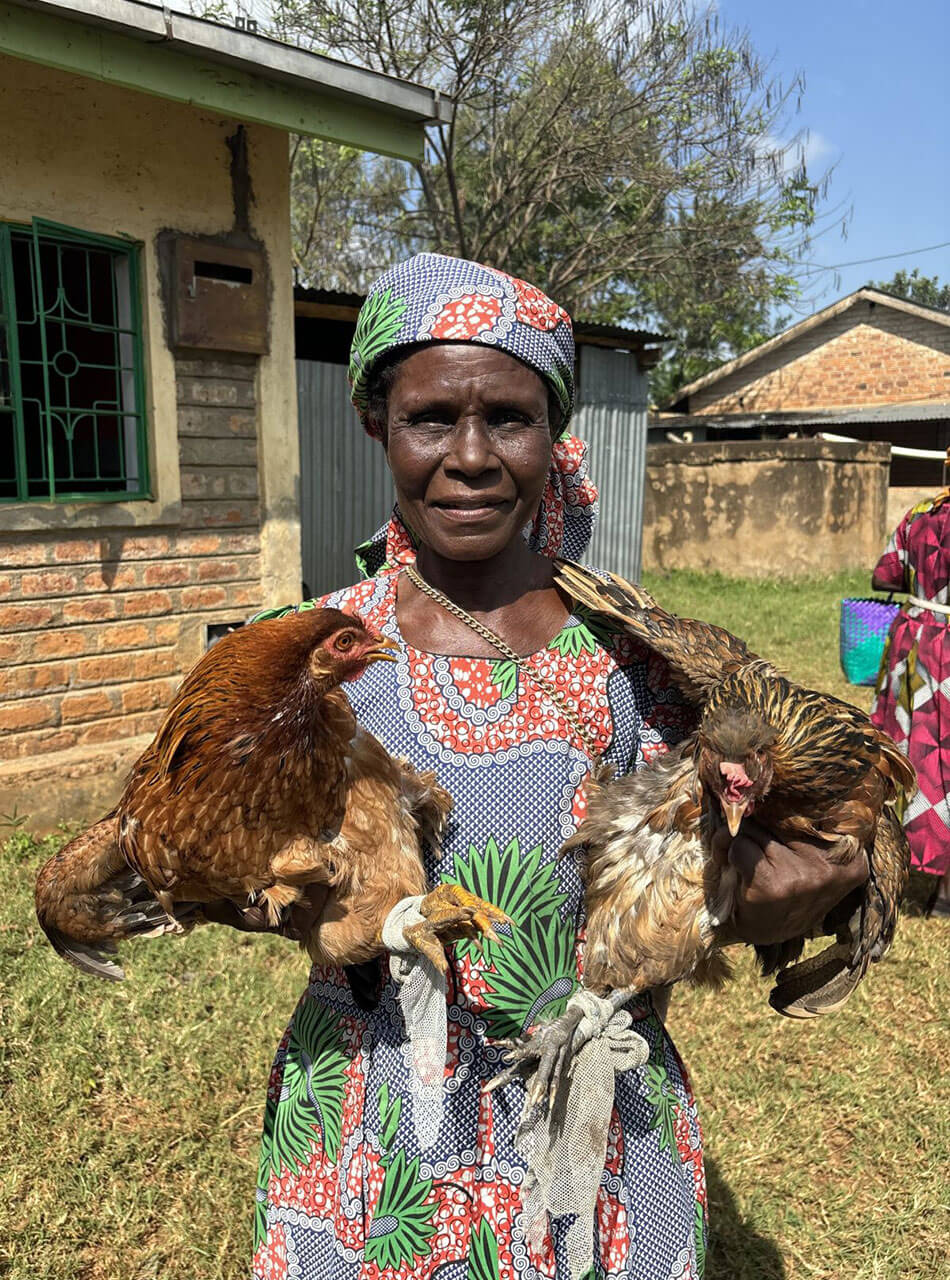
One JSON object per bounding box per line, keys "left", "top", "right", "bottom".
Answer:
{"left": 365, "top": 636, "right": 400, "bottom": 664}
{"left": 722, "top": 799, "right": 748, "bottom": 838}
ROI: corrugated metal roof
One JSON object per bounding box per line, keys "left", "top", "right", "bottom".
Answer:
{"left": 807, "top": 402, "right": 950, "bottom": 425}
{"left": 572, "top": 320, "right": 666, "bottom": 347}
{"left": 653, "top": 401, "right": 950, "bottom": 431}
{"left": 295, "top": 287, "right": 364, "bottom": 313}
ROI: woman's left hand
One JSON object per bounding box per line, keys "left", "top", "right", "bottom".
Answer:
{"left": 711, "top": 817, "right": 869, "bottom": 945}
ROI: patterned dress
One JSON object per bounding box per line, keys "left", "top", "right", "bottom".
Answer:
{"left": 253, "top": 568, "right": 707, "bottom": 1280}
{"left": 871, "top": 490, "right": 950, "bottom": 876}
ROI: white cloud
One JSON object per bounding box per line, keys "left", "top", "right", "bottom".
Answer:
{"left": 801, "top": 129, "right": 836, "bottom": 171}
{"left": 756, "top": 128, "right": 838, "bottom": 178}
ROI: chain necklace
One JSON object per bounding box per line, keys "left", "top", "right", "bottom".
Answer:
{"left": 403, "top": 563, "right": 603, "bottom": 766}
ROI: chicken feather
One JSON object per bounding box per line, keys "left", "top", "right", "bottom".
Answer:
{"left": 554, "top": 559, "right": 916, "bottom": 1016}
{"left": 35, "top": 608, "right": 475, "bottom": 981}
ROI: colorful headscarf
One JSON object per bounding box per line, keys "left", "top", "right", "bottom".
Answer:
{"left": 349, "top": 253, "right": 576, "bottom": 433}
{"left": 348, "top": 253, "right": 597, "bottom": 571}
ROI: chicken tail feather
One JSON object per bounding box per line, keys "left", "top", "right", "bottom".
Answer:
{"left": 554, "top": 558, "right": 761, "bottom": 701}
{"left": 754, "top": 937, "right": 806, "bottom": 977}
{"left": 768, "top": 942, "right": 867, "bottom": 1019}
{"left": 35, "top": 813, "right": 198, "bottom": 980}
{"left": 41, "top": 926, "right": 127, "bottom": 981}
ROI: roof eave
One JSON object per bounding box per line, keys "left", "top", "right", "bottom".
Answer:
{"left": 6, "top": 0, "right": 451, "bottom": 124}
{"left": 1, "top": 0, "right": 450, "bottom": 160}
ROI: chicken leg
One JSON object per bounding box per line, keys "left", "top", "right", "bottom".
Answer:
{"left": 488, "top": 984, "right": 637, "bottom": 1109}
{"left": 404, "top": 882, "right": 511, "bottom": 972}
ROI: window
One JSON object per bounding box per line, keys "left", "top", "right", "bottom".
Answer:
{"left": 0, "top": 219, "right": 148, "bottom": 503}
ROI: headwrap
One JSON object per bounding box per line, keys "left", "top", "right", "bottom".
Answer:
{"left": 348, "top": 253, "right": 598, "bottom": 571}
{"left": 349, "top": 253, "right": 576, "bottom": 431}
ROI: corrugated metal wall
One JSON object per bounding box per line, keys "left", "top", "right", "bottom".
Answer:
{"left": 296, "top": 343, "right": 649, "bottom": 594}
{"left": 296, "top": 360, "right": 393, "bottom": 596}
{"left": 574, "top": 344, "right": 649, "bottom": 580}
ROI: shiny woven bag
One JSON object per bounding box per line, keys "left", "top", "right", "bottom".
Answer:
{"left": 839, "top": 596, "right": 900, "bottom": 686}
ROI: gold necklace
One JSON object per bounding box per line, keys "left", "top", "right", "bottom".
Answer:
{"left": 403, "top": 563, "right": 603, "bottom": 765}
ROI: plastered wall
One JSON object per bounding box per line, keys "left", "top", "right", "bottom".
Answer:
{"left": 642, "top": 439, "right": 891, "bottom": 578}
{"left": 0, "top": 55, "right": 301, "bottom": 829}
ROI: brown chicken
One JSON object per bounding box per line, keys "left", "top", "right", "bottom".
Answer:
{"left": 491, "top": 561, "right": 915, "bottom": 1102}
{"left": 36, "top": 608, "right": 505, "bottom": 981}
{"left": 558, "top": 559, "right": 916, "bottom": 1008}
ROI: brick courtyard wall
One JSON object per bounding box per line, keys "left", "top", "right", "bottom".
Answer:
{"left": 688, "top": 301, "right": 950, "bottom": 415}
{"left": 0, "top": 354, "right": 265, "bottom": 828}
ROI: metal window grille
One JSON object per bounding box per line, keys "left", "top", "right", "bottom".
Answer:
{"left": 0, "top": 218, "right": 149, "bottom": 503}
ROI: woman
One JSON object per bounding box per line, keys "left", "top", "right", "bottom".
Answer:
{"left": 245, "top": 255, "right": 865, "bottom": 1279}
{"left": 871, "top": 487, "right": 950, "bottom": 915}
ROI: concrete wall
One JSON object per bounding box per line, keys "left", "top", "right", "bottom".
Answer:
{"left": 0, "top": 56, "right": 301, "bottom": 830}
{"left": 688, "top": 300, "right": 950, "bottom": 415}
{"left": 642, "top": 439, "right": 891, "bottom": 578}
{"left": 884, "top": 484, "right": 949, "bottom": 539}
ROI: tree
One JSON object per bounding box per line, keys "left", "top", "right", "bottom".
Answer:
{"left": 872, "top": 268, "right": 950, "bottom": 312}
{"left": 272, "top": 0, "right": 832, "bottom": 387}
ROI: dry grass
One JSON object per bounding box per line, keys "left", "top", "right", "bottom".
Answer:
{"left": 3, "top": 570, "right": 946, "bottom": 1279}
{"left": 1, "top": 838, "right": 300, "bottom": 1279}
{"left": 668, "top": 897, "right": 948, "bottom": 1280}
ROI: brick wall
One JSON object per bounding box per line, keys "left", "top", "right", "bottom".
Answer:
{"left": 0, "top": 354, "right": 265, "bottom": 824}
{"left": 689, "top": 301, "right": 950, "bottom": 414}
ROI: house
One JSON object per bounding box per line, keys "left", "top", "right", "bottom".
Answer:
{"left": 293, "top": 287, "right": 664, "bottom": 596}
{"left": 641, "top": 288, "right": 950, "bottom": 577}
{"left": 657, "top": 286, "right": 950, "bottom": 493}
{"left": 0, "top": 0, "right": 449, "bottom": 829}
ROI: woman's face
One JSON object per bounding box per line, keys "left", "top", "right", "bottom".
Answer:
{"left": 382, "top": 344, "right": 554, "bottom": 563}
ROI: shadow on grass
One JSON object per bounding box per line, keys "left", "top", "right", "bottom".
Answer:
{"left": 705, "top": 1157, "right": 787, "bottom": 1280}
{"left": 902, "top": 869, "right": 942, "bottom": 917}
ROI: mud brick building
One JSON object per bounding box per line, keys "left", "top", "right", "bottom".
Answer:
{"left": 645, "top": 288, "right": 950, "bottom": 576}
{"left": 665, "top": 287, "right": 950, "bottom": 419}
{"left": 0, "top": 0, "right": 447, "bottom": 828}
{"left": 658, "top": 287, "right": 950, "bottom": 489}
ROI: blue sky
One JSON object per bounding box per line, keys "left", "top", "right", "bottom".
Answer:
{"left": 718, "top": 0, "right": 950, "bottom": 311}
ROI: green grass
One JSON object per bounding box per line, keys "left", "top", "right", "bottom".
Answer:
{"left": 646, "top": 570, "right": 947, "bottom": 1279}
{"left": 641, "top": 567, "right": 875, "bottom": 710}
{"left": 1, "top": 826, "right": 301, "bottom": 1279}
{"left": 3, "top": 571, "right": 945, "bottom": 1279}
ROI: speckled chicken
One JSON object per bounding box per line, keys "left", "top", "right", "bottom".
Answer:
{"left": 558, "top": 559, "right": 917, "bottom": 1016}
{"left": 493, "top": 562, "right": 916, "bottom": 1104}
{"left": 35, "top": 608, "right": 505, "bottom": 980}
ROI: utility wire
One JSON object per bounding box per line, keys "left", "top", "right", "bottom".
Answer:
{"left": 794, "top": 239, "right": 950, "bottom": 274}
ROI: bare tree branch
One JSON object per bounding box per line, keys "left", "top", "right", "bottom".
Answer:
{"left": 277, "top": 0, "right": 843, "bottom": 377}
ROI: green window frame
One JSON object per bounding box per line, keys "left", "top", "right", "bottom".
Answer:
{"left": 0, "top": 217, "right": 149, "bottom": 503}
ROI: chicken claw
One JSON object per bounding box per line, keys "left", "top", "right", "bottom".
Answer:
{"left": 487, "top": 1002, "right": 587, "bottom": 1108}
{"left": 487, "top": 985, "right": 638, "bottom": 1111}
{"left": 403, "top": 882, "right": 511, "bottom": 973}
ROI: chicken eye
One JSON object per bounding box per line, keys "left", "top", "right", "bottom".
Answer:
{"left": 334, "top": 632, "right": 357, "bottom": 652}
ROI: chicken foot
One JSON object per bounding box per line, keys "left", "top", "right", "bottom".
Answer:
{"left": 403, "top": 882, "right": 511, "bottom": 972}
{"left": 488, "top": 984, "right": 639, "bottom": 1111}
